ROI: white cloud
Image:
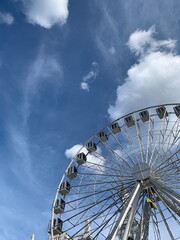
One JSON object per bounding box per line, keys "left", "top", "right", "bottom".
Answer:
{"left": 108, "top": 27, "right": 180, "bottom": 120}
{"left": 127, "top": 26, "right": 155, "bottom": 56}
{"left": 0, "top": 12, "right": 14, "bottom": 25}
{"left": 65, "top": 144, "right": 83, "bottom": 159}
{"left": 80, "top": 62, "right": 99, "bottom": 92}
{"left": 23, "top": 47, "right": 63, "bottom": 125}
{"left": 80, "top": 82, "right": 89, "bottom": 92}
{"left": 127, "top": 26, "right": 176, "bottom": 56}
{"left": 21, "top": 0, "right": 69, "bottom": 28}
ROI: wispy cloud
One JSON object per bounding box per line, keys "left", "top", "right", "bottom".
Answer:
{"left": 0, "top": 12, "right": 14, "bottom": 25}
{"left": 5, "top": 47, "right": 63, "bottom": 189}
{"left": 80, "top": 62, "right": 99, "bottom": 92}
{"left": 108, "top": 27, "right": 180, "bottom": 119}
{"left": 108, "top": 46, "right": 116, "bottom": 55}
{"left": 93, "top": 2, "right": 120, "bottom": 66}
{"left": 20, "top": 0, "right": 69, "bottom": 28}
{"left": 7, "top": 124, "right": 41, "bottom": 190}
{"left": 22, "top": 47, "right": 63, "bottom": 125}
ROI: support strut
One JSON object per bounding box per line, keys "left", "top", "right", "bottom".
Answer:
{"left": 108, "top": 182, "right": 141, "bottom": 240}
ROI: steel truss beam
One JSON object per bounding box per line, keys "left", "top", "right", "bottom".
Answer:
{"left": 137, "top": 199, "right": 151, "bottom": 240}
{"left": 149, "top": 178, "right": 180, "bottom": 208}
{"left": 108, "top": 182, "right": 141, "bottom": 240}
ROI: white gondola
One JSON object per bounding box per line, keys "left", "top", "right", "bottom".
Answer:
{"left": 67, "top": 166, "right": 78, "bottom": 180}
{"left": 76, "top": 152, "right": 87, "bottom": 165}
{"left": 139, "top": 110, "right": 149, "bottom": 122}
{"left": 48, "top": 218, "right": 63, "bottom": 235}
{"left": 54, "top": 198, "right": 65, "bottom": 214}
{"left": 86, "top": 141, "right": 97, "bottom": 153}
{"left": 124, "top": 115, "right": 135, "bottom": 127}
{"left": 59, "top": 181, "right": 71, "bottom": 196}
{"left": 48, "top": 220, "right": 51, "bottom": 234}
{"left": 174, "top": 105, "right": 180, "bottom": 117}
{"left": 111, "top": 122, "right": 121, "bottom": 134}
{"left": 53, "top": 218, "right": 63, "bottom": 235}
{"left": 98, "top": 131, "right": 108, "bottom": 142}
{"left": 156, "top": 106, "right": 168, "bottom": 119}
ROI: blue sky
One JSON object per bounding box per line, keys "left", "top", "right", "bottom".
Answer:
{"left": 0, "top": 0, "right": 180, "bottom": 239}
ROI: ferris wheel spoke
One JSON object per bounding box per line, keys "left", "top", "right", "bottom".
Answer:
{"left": 107, "top": 126, "right": 137, "bottom": 166}
{"left": 159, "top": 160, "right": 180, "bottom": 175}
{"left": 70, "top": 179, "right": 129, "bottom": 188}
{"left": 66, "top": 180, "right": 135, "bottom": 205}
{"left": 90, "top": 215, "right": 116, "bottom": 239}
{"left": 92, "top": 206, "right": 122, "bottom": 239}
{"left": 122, "top": 126, "right": 142, "bottom": 164}
{"left": 151, "top": 138, "right": 180, "bottom": 173}
{"left": 155, "top": 159, "right": 180, "bottom": 179}
{"left": 68, "top": 192, "right": 123, "bottom": 238}
{"left": 156, "top": 201, "right": 175, "bottom": 240}
{"left": 152, "top": 119, "right": 180, "bottom": 166}
{"left": 64, "top": 200, "right": 120, "bottom": 236}
{"left": 90, "top": 187, "right": 126, "bottom": 238}
{"left": 77, "top": 172, "right": 129, "bottom": 178}
{"left": 153, "top": 148, "right": 180, "bottom": 175}
{"left": 134, "top": 117, "right": 147, "bottom": 163}
{"left": 102, "top": 210, "right": 121, "bottom": 238}
{"left": 85, "top": 160, "right": 133, "bottom": 178}
{"left": 91, "top": 150, "right": 132, "bottom": 175}
{"left": 150, "top": 178, "right": 180, "bottom": 208}
{"left": 151, "top": 209, "right": 161, "bottom": 240}
{"left": 146, "top": 114, "right": 155, "bottom": 163}
{"left": 148, "top": 115, "right": 169, "bottom": 167}
{"left": 65, "top": 192, "right": 120, "bottom": 230}
{"left": 64, "top": 190, "right": 109, "bottom": 214}
{"left": 66, "top": 185, "right": 134, "bottom": 221}
{"left": 152, "top": 187, "right": 180, "bottom": 218}
{"left": 95, "top": 133, "right": 133, "bottom": 171}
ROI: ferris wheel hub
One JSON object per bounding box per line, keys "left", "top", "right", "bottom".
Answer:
{"left": 132, "top": 162, "right": 151, "bottom": 181}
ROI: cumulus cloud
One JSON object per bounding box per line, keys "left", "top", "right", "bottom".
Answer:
{"left": 65, "top": 144, "right": 103, "bottom": 167}
{"left": 20, "top": 0, "right": 69, "bottom": 28}
{"left": 80, "top": 62, "right": 99, "bottom": 92}
{"left": 65, "top": 144, "right": 83, "bottom": 159}
{"left": 128, "top": 26, "right": 176, "bottom": 56}
{"left": 108, "top": 27, "right": 180, "bottom": 120}
{"left": 0, "top": 12, "right": 14, "bottom": 25}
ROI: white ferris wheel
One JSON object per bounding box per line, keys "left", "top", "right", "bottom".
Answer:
{"left": 48, "top": 103, "right": 180, "bottom": 240}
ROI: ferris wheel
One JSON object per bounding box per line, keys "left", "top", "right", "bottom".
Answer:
{"left": 48, "top": 103, "right": 180, "bottom": 240}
